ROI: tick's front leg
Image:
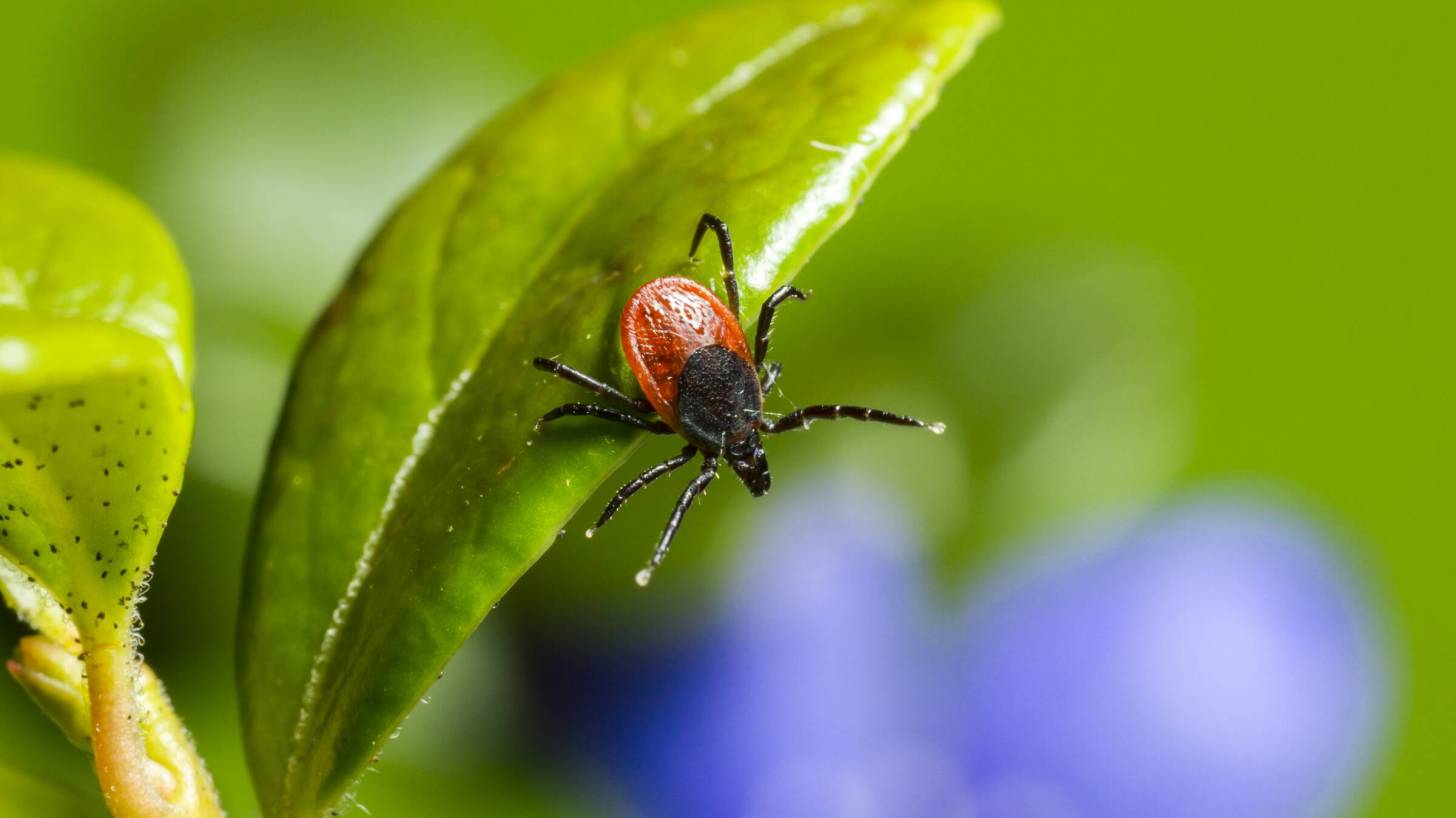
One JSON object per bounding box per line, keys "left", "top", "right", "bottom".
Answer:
{"left": 635, "top": 455, "right": 719, "bottom": 587}
{"left": 766, "top": 404, "right": 944, "bottom": 435}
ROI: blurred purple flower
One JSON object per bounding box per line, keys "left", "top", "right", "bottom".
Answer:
{"left": 542, "top": 480, "right": 1389, "bottom": 818}
{"left": 955, "top": 498, "right": 1390, "bottom": 818}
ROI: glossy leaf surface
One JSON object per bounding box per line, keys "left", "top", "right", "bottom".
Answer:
{"left": 238, "top": 2, "right": 999, "bottom": 815}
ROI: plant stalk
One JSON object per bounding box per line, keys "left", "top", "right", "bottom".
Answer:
{"left": 83, "top": 640, "right": 224, "bottom": 818}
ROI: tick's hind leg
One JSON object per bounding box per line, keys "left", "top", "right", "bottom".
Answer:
{"left": 534, "top": 357, "right": 653, "bottom": 413}
{"left": 587, "top": 445, "right": 697, "bottom": 537}
{"left": 536, "top": 403, "right": 673, "bottom": 434}
{"left": 766, "top": 404, "right": 945, "bottom": 435}
{"left": 635, "top": 455, "right": 719, "bottom": 587}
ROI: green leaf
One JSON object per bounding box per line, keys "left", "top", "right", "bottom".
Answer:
{"left": 0, "top": 763, "right": 107, "bottom": 818}
{"left": 0, "top": 155, "right": 221, "bottom": 818}
{"left": 0, "top": 153, "right": 193, "bottom": 656}
{"left": 239, "top": 2, "right": 999, "bottom": 815}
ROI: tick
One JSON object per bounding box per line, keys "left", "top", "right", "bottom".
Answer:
{"left": 534, "top": 213, "right": 943, "bottom": 586}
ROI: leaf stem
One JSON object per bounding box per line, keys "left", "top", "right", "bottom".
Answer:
{"left": 84, "top": 640, "right": 224, "bottom": 818}
{"left": 87, "top": 641, "right": 173, "bottom": 818}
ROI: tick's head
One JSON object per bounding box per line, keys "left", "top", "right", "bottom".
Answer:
{"left": 726, "top": 431, "right": 770, "bottom": 497}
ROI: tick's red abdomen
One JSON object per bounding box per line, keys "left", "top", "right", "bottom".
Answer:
{"left": 621, "top": 276, "right": 751, "bottom": 428}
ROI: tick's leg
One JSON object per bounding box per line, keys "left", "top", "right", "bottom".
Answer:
{"left": 689, "top": 213, "right": 739, "bottom": 319}
{"left": 535, "top": 403, "right": 674, "bottom": 434}
{"left": 636, "top": 455, "right": 719, "bottom": 587}
{"left": 533, "top": 357, "right": 653, "bottom": 413}
{"left": 761, "top": 360, "right": 784, "bottom": 394}
{"left": 754, "top": 285, "right": 808, "bottom": 367}
{"left": 587, "top": 445, "right": 698, "bottom": 537}
{"left": 766, "top": 404, "right": 945, "bottom": 435}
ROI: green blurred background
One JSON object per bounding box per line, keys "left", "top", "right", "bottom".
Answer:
{"left": 1, "top": 1, "right": 1450, "bottom": 816}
